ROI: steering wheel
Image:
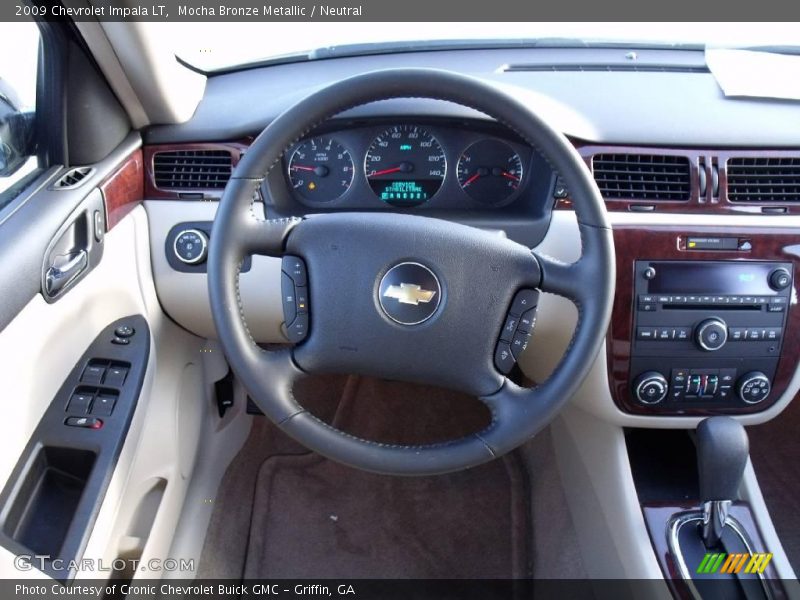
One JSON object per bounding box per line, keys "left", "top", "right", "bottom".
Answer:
{"left": 208, "top": 68, "right": 614, "bottom": 476}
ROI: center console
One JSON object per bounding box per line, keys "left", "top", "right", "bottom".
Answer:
{"left": 630, "top": 260, "right": 791, "bottom": 412}
{"left": 608, "top": 225, "right": 800, "bottom": 416}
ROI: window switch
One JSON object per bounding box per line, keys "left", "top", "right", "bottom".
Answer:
{"left": 67, "top": 393, "right": 93, "bottom": 414}
{"left": 65, "top": 416, "right": 103, "bottom": 429}
{"left": 81, "top": 364, "right": 106, "bottom": 384}
{"left": 91, "top": 394, "right": 116, "bottom": 417}
{"left": 105, "top": 365, "right": 128, "bottom": 387}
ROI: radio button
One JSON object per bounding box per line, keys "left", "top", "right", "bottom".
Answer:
{"left": 768, "top": 268, "right": 791, "bottom": 291}
{"left": 729, "top": 327, "right": 746, "bottom": 341}
{"left": 639, "top": 303, "right": 656, "bottom": 312}
{"left": 767, "top": 304, "right": 786, "bottom": 313}
{"left": 637, "top": 327, "right": 656, "bottom": 340}
{"left": 657, "top": 328, "right": 672, "bottom": 340}
{"left": 765, "top": 327, "right": 782, "bottom": 341}
{"left": 746, "top": 329, "right": 763, "bottom": 341}
{"left": 676, "top": 327, "right": 691, "bottom": 341}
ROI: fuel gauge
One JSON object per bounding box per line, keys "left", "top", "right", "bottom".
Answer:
{"left": 457, "top": 139, "right": 523, "bottom": 205}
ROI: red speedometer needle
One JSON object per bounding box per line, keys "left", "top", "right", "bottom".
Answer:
{"left": 368, "top": 166, "right": 403, "bottom": 178}
{"left": 462, "top": 173, "right": 481, "bottom": 186}
{"left": 501, "top": 171, "right": 520, "bottom": 182}
{"left": 290, "top": 165, "right": 315, "bottom": 172}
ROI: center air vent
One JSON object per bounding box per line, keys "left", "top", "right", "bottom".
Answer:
{"left": 153, "top": 150, "right": 233, "bottom": 190}
{"left": 727, "top": 157, "right": 800, "bottom": 203}
{"left": 592, "top": 154, "right": 691, "bottom": 201}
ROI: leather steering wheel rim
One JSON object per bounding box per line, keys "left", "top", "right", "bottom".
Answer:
{"left": 208, "top": 68, "right": 615, "bottom": 476}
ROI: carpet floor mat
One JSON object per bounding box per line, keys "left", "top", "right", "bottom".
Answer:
{"left": 748, "top": 397, "right": 800, "bottom": 574}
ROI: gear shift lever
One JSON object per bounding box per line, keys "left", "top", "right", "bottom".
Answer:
{"left": 696, "top": 416, "right": 749, "bottom": 548}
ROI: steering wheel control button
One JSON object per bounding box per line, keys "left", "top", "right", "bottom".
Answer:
{"left": 295, "top": 287, "right": 309, "bottom": 314}
{"left": 695, "top": 318, "right": 728, "bottom": 351}
{"left": 517, "top": 308, "right": 537, "bottom": 334}
{"left": 633, "top": 371, "right": 668, "bottom": 405}
{"left": 283, "top": 255, "right": 308, "bottom": 286}
{"left": 286, "top": 313, "right": 309, "bottom": 343}
{"left": 114, "top": 325, "right": 135, "bottom": 338}
{"left": 494, "top": 341, "right": 516, "bottom": 375}
{"left": 737, "top": 372, "right": 771, "bottom": 404}
{"left": 510, "top": 331, "right": 531, "bottom": 359}
{"left": 499, "top": 315, "right": 519, "bottom": 342}
{"left": 65, "top": 416, "right": 103, "bottom": 429}
{"left": 378, "top": 262, "right": 441, "bottom": 326}
{"left": 509, "top": 289, "right": 539, "bottom": 317}
{"left": 173, "top": 228, "right": 209, "bottom": 265}
{"left": 281, "top": 273, "right": 298, "bottom": 325}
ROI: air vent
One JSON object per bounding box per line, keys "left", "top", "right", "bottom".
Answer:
{"left": 52, "top": 167, "right": 93, "bottom": 190}
{"left": 153, "top": 150, "right": 232, "bottom": 190}
{"left": 592, "top": 154, "right": 691, "bottom": 201}
{"left": 727, "top": 157, "right": 800, "bottom": 203}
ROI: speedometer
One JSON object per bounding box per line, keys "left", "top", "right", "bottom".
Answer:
{"left": 364, "top": 126, "right": 446, "bottom": 206}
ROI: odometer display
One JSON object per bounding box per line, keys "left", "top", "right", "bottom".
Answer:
{"left": 365, "top": 126, "right": 446, "bottom": 206}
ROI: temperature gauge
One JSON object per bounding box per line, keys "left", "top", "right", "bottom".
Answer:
{"left": 457, "top": 139, "right": 523, "bottom": 205}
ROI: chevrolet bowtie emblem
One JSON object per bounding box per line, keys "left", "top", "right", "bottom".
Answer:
{"left": 383, "top": 283, "right": 437, "bottom": 306}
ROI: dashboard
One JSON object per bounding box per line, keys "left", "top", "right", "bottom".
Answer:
{"left": 139, "top": 45, "right": 800, "bottom": 426}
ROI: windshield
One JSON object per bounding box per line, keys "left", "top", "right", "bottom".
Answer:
{"left": 169, "top": 22, "right": 800, "bottom": 72}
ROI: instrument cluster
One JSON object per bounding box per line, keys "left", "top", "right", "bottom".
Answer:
{"left": 279, "top": 121, "right": 541, "bottom": 211}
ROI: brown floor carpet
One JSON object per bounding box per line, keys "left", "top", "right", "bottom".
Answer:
{"left": 747, "top": 396, "right": 800, "bottom": 574}
{"left": 198, "top": 374, "right": 531, "bottom": 580}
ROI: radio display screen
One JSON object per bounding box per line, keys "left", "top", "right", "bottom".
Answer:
{"left": 648, "top": 262, "right": 778, "bottom": 295}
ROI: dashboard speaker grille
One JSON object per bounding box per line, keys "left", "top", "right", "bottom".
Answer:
{"left": 592, "top": 153, "right": 691, "bottom": 201}
{"left": 153, "top": 150, "right": 232, "bottom": 190}
{"left": 727, "top": 157, "right": 800, "bottom": 203}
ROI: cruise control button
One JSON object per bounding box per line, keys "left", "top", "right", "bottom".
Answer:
{"left": 494, "top": 341, "right": 516, "bottom": 374}
{"left": 499, "top": 315, "right": 519, "bottom": 342}
{"left": 295, "top": 286, "right": 309, "bottom": 314}
{"left": 286, "top": 313, "right": 309, "bottom": 343}
{"left": 509, "top": 289, "right": 539, "bottom": 317}
{"left": 282, "top": 256, "right": 308, "bottom": 286}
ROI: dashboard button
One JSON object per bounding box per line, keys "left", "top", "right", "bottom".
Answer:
{"left": 65, "top": 416, "right": 103, "bottom": 429}
{"left": 637, "top": 328, "right": 655, "bottom": 340}
{"left": 765, "top": 327, "right": 782, "bottom": 341}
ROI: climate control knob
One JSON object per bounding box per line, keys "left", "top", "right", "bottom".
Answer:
{"left": 634, "top": 371, "right": 669, "bottom": 405}
{"left": 737, "top": 372, "right": 771, "bottom": 404}
{"left": 695, "top": 318, "right": 728, "bottom": 352}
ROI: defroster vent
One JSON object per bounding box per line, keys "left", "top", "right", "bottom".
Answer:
{"left": 592, "top": 154, "right": 691, "bottom": 201}
{"left": 153, "top": 150, "right": 233, "bottom": 190}
{"left": 727, "top": 157, "right": 800, "bottom": 203}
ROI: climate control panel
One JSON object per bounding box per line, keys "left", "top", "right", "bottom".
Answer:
{"left": 629, "top": 260, "right": 791, "bottom": 413}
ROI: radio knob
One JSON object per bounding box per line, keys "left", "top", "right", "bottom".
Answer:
{"left": 633, "top": 371, "right": 669, "bottom": 405}
{"left": 768, "top": 267, "right": 791, "bottom": 291}
{"left": 695, "top": 318, "right": 728, "bottom": 352}
{"left": 737, "top": 372, "right": 771, "bottom": 404}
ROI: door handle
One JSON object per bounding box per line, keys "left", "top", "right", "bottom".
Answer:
{"left": 45, "top": 250, "right": 88, "bottom": 297}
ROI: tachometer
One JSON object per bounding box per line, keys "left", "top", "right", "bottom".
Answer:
{"left": 457, "top": 139, "right": 523, "bottom": 205}
{"left": 288, "top": 137, "right": 354, "bottom": 201}
{"left": 365, "top": 125, "right": 446, "bottom": 206}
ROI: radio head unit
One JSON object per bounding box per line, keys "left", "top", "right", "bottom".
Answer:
{"left": 630, "top": 260, "right": 792, "bottom": 413}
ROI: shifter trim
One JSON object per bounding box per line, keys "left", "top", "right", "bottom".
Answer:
{"left": 667, "top": 511, "right": 773, "bottom": 600}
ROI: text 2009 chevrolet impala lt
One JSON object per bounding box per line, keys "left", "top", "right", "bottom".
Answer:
{"left": 0, "top": 15, "right": 798, "bottom": 599}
